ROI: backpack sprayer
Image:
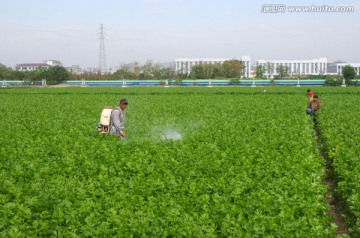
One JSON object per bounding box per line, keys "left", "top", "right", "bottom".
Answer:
{"left": 97, "top": 106, "right": 113, "bottom": 133}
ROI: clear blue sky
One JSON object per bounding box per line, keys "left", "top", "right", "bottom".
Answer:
{"left": 0, "top": 0, "right": 359, "bottom": 68}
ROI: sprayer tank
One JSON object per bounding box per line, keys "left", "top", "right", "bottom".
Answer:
{"left": 100, "top": 106, "right": 113, "bottom": 126}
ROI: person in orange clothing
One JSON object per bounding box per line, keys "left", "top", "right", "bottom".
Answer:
{"left": 307, "top": 89, "right": 314, "bottom": 102}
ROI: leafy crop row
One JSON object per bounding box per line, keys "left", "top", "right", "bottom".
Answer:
{"left": 0, "top": 87, "right": 334, "bottom": 237}
{"left": 316, "top": 88, "right": 360, "bottom": 236}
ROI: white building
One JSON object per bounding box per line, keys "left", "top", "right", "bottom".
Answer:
{"left": 175, "top": 56, "right": 252, "bottom": 78}
{"left": 84, "top": 67, "right": 100, "bottom": 74}
{"left": 256, "top": 58, "right": 328, "bottom": 78}
{"left": 44, "top": 60, "right": 63, "bottom": 67}
{"left": 327, "top": 61, "right": 360, "bottom": 75}
{"left": 109, "top": 66, "right": 120, "bottom": 74}
{"left": 67, "top": 65, "right": 82, "bottom": 75}
{"left": 15, "top": 60, "right": 63, "bottom": 71}
{"left": 15, "top": 63, "right": 49, "bottom": 71}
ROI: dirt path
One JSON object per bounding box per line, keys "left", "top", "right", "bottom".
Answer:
{"left": 312, "top": 118, "right": 348, "bottom": 235}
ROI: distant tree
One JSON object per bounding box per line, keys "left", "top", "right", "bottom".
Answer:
{"left": 140, "top": 60, "right": 154, "bottom": 79}
{"left": 160, "top": 65, "right": 177, "bottom": 80}
{"left": 190, "top": 63, "right": 222, "bottom": 79}
{"left": 255, "top": 65, "right": 264, "bottom": 78}
{"left": 46, "top": 66, "right": 70, "bottom": 84}
{"left": 114, "top": 64, "right": 135, "bottom": 79}
{"left": 22, "top": 67, "right": 47, "bottom": 82}
{"left": 0, "top": 66, "right": 26, "bottom": 80}
{"left": 206, "top": 63, "right": 223, "bottom": 79}
{"left": 212, "top": 64, "right": 222, "bottom": 78}
{"left": 132, "top": 61, "right": 142, "bottom": 79}
{"left": 191, "top": 65, "right": 204, "bottom": 79}
{"left": 324, "top": 76, "right": 343, "bottom": 86}
{"left": 159, "top": 67, "right": 172, "bottom": 79}
{"left": 11, "top": 70, "right": 26, "bottom": 80}
{"left": 114, "top": 61, "right": 173, "bottom": 80}
{"left": 0, "top": 66, "right": 11, "bottom": 79}
{"left": 276, "top": 65, "right": 289, "bottom": 79}
{"left": 203, "top": 64, "right": 213, "bottom": 79}
{"left": 222, "top": 59, "right": 245, "bottom": 78}
{"left": 342, "top": 65, "right": 355, "bottom": 80}
{"left": 265, "top": 63, "right": 274, "bottom": 78}
{"left": 176, "top": 72, "right": 189, "bottom": 79}
{"left": 152, "top": 67, "right": 161, "bottom": 79}
{"left": 69, "top": 73, "right": 81, "bottom": 80}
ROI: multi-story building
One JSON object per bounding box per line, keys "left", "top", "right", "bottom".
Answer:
{"left": 327, "top": 61, "right": 360, "bottom": 75}
{"left": 15, "top": 60, "right": 63, "bottom": 71}
{"left": 67, "top": 65, "right": 82, "bottom": 75}
{"left": 256, "top": 58, "right": 328, "bottom": 78}
{"left": 44, "top": 60, "right": 63, "bottom": 67}
{"left": 15, "top": 63, "right": 49, "bottom": 71}
{"left": 175, "top": 56, "right": 252, "bottom": 78}
{"left": 84, "top": 67, "right": 100, "bottom": 74}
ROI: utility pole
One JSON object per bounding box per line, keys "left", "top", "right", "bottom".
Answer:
{"left": 98, "top": 24, "right": 106, "bottom": 74}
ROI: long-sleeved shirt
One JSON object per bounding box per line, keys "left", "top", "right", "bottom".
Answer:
{"left": 307, "top": 100, "right": 320, "bottom": 111}
{"left": 111, "top": 106, "right": 125, "bottom": 135}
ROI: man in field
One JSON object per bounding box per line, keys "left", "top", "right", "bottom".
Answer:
{"left": 109, "top": 98, "right": 128, "bottom": 138}
{"left": 306, "top": 95, "right": 320, "bottom": 116}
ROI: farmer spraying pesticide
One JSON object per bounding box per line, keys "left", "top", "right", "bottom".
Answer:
{"left": 109, "top": 98, "right": 128, "bottom": 139}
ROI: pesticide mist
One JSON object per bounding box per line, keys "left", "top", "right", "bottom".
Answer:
{"left": 152, "top": 126, "right": 183, "bottom": 141}
{"left": 161, "top": 128, "right": 182, "bottom": 141}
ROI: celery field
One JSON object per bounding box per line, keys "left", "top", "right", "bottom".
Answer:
{"left": 1, "top": 87, "right": 359, "bottom": 237}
